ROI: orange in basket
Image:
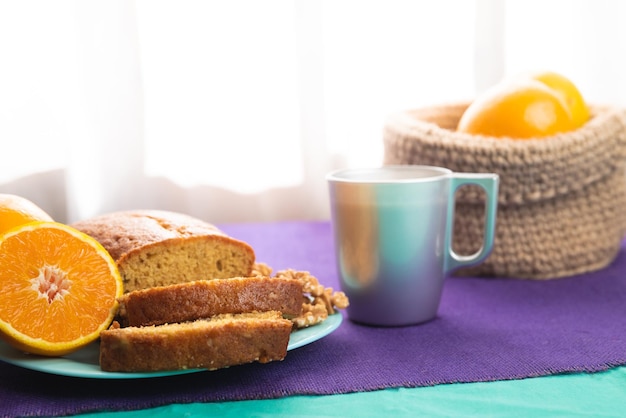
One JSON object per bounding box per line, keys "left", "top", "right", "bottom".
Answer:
{"left": 0, "top": 222, "right": 123, "bottom": 356}
{"left": 524, "top": 71, "right": 589, "bottom": 129}
{"left": 457, "top": 71, "right": 588, "bottom": 139}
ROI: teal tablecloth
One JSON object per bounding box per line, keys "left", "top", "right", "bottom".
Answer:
{"left": 82, "top": 365, "right": 626, "bottom": 417}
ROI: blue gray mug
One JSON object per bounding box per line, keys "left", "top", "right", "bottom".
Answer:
{"left": 327, "top": 165, "right": 499, "bottom": 326}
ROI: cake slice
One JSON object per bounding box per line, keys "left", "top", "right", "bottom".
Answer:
{"left": 99, "top": 311, "right": 292, "bottom": 372}
{"left": 72, "top": 210, "right": 256, "bottom": 293}
{"left": 116, "top": 276, "right": 304, "bottom": 327}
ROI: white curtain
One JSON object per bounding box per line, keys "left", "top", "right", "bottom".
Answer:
{"left": 1, "top": 0, "right": 625, "bottom": 224}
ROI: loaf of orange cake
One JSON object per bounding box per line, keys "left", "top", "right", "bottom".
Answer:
{"left": 72, "top": 210, "right": 256, "bottom": 293}
{"left": 100, "top": 311, "right": 292, "bottom": 372}
{"left": 117, "top": 277, "right": 304, "bottom": 327}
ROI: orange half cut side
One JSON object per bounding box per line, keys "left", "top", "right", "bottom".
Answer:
{"left": 0, "top": 221, "right": 123, "bottom": 356}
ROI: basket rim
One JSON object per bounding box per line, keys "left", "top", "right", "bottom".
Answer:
{"left": 386, "top": 102, "right": 621, "bottom": 155}
{"left": 383, "top": 102, "right": 626, "bottom": 205}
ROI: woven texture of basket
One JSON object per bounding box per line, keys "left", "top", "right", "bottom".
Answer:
{"left": 383, "top": 103, "right": 626, "bottom": 279}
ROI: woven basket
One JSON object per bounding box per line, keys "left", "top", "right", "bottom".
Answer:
{"left": 383, "top": 103, "right": 626, "bottom": 279}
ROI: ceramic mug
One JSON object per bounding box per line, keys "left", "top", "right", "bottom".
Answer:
{"left": 327, "top": 165, "right": 499, "bottom": 326}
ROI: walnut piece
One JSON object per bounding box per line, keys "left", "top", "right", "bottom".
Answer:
{"left": 252, "top": 263, "right": 349, "bottom": 328}
{"left": 293, "top": 298, "right": 329, "bottom": 328}
{"left": 273, "top": 268, "right": 349, "bottom": 329}
{"left": 252, "top": 262, "right": 273, "bottom": 277}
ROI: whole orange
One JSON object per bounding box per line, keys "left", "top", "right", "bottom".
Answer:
{"left": 0, "top": 194, "right": 54, "bottom": 234}
{"left": 457, "top": 72, "right": 587, "bottom": 139}
{"left": 523, "top": 71, "right": 589, "bottom": 129}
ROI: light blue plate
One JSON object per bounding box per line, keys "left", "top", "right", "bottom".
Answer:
{"left": 0, "top": 313, "right": 342, "bottom": 379}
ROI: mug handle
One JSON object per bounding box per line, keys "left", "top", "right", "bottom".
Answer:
{"left": 444, "top": 173, "right": 499, "bottom": 274}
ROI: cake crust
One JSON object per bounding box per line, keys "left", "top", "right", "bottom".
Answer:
{"left": 117, "top": 277, "right": 304, "bottom": 327}
{"left": 99, "top": 312, "right": 292, "bottom": 372}
{"left": 72, "top": 210, "right": 256, "bottom": 292}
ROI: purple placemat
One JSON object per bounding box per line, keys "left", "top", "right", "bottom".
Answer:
{"left": 2, "top": 221, "right": 626, "bottom": 417}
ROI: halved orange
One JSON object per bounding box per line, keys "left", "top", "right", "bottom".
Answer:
{"left": 0, "top": 193, "right": 53, "bottom": 234}
{"left": 0, "top": 221, "right": 123, "bottom": 356}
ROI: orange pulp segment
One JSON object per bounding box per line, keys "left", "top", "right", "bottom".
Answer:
{"left": 0, "top": 221, "right": 123, "bottom": 356}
